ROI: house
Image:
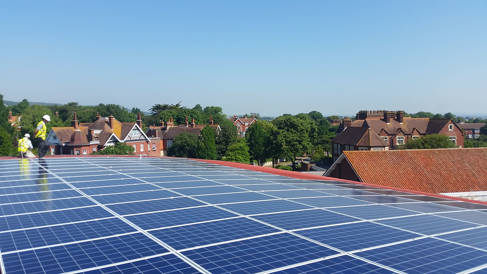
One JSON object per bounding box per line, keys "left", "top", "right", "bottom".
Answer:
{"left": 331, "top": 110, "right": 464, "bottom": 161}
{"left": 7, "top": 111, "right": 21, "bottom": 130}
{"left": 325, "top": 148, "right": 487, "bottom": 201}
{"left": 458, "top": 122, "right": 485, "bottom": 139}
{"left": 146, "top": 117, "right": 220, "bottom": 156}
{"left": 49, "top": 112, "right": 155, "bottom": 155}
{"left": 231, "top": 116, "right": 256, "bottom": 137}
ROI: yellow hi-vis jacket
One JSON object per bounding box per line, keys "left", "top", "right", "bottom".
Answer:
{"left": 35, "top": 121, "right": 47, "bottom": 140}
{"left": 18, "top": 138, "right": 29, "bottom": 153}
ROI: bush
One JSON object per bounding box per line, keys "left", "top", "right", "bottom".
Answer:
{"left": 222, "top": 139, "right": 250, "bottom": 163}
{"left": 404, "top": 134, "right": 456, "bottom": 149}
{"left": 94, "top": 143, "right": 134, "bottom": 155}
{"left": 276, "top": 165, "right": 292, "bottom": 171}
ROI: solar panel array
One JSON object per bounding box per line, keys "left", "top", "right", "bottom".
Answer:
{"left": 1, "top": 157, "right": 487, "bottom": 273}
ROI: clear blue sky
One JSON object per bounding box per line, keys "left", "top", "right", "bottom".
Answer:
{"left": 1, "top": 0, "right": 486, "bottom": 116}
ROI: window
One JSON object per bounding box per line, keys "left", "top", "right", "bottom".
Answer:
{"left": 448, "top": 124, "right": 454, "bottom": 131}
{"left": 412, "top": 136, "right": 419, "bottom": 140}
{"left": 82, "top": 149, "right": 87, "bottom": 155}
{"left": 152, "top": 144, "right": 157, "bottom": 151}
{"left": 382, "top": 136, "right": 389, "bottom": 144}
{"left": 140, "top": 144, "right": 144, "bottom": 152}
{"left": 92, "top": 147, "right": 96, "bottom": 152}
{"left": 396, "top": 136, "right": 405, "bottom": 145}
{"left": 449, "top": 136, "right": 457, "bottom": 145}
{"left": 133, "top": 144, "right": 136, "bottom": 151}
{"left": 358, "top": 147, "right": 368, "bottom": 150}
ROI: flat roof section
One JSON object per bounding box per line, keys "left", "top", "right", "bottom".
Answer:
{"left": 0, "top": 157, "right": 487, "bottom": 273}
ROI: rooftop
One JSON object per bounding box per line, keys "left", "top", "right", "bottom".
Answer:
{"left": 1, "top": 156, "right": 487, "bottom": 273}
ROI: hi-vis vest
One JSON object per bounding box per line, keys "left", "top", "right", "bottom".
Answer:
{"left": 18, "top": 138, "right": 29, "bottom": 153}
{"left": 35, "top": 121, "right": 47, "bottom": 140}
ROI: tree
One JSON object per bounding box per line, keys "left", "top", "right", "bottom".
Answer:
{"left": 404, "top": 134, "right": 456, "bottom": 149}
{"left": 222, "top": 139, "right": 250, "bottom": 163}
{"left": 94, "top": 143, "right": 135, "bottom": 155}
{"left": 198, "top": 126, "right": 217, "bottom": 159}
{"left": 167, "top": 133, "right": 199, "bottom": 158}
{"left": 481, "top": 124, "right": 487, "bottom": 135}
{"left": 216, "top": 119, "right": 238, "bottom": 159}
{"left": 0, "top": 94, "right": 19, "bottom": 156}
{"left": 11, "top": 99, "right": 29, "bottom": 115}
{"left": 246, "top": 120, "right": 277, "bottom": 165}
{"left": 272, "top": 115, "right": 313, "bottom": 170}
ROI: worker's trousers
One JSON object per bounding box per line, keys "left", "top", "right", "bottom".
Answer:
{"left": 37, "top": 139, "right": 49, "bottom": 158}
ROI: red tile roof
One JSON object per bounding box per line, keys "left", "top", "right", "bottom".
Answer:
{"left": 340, "top": 148, "right": 487, "bottom": 193}
{"left": 459, "top": 123, "right": 486, "bottom": 130}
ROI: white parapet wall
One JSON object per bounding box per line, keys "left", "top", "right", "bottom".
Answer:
{"left": 441, "top": 191, "right": 487, "bottom": 202}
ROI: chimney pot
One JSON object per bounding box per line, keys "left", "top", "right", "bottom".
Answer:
{"left": 108, "top": 114, "right": 114, "bottom": 128}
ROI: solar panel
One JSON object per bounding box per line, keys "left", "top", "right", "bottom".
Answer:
{"left": 1, "top": 157, "right": 487, "bottom": 273}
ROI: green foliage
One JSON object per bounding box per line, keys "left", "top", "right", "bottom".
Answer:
{"left": 272, "top": 115, "right": 313, "bottom": 170}
{"left": 481, "top": 124, "right": 487, "bottom": 135}
{"left": 198, "top": 126, "right": 217, "bottom": 159}
{"left": 94, "top": 143, "right": 135, "bottom": 155}
{"left": 464, "top": 136, "right": 487, "bottom": 148}
{"left": 275, "top": 165, "right": 292, "bottom": 171}
{"left": 167, "top": 133, "right": 199, "bottom": 158}
{"left": 404, "top": 134, "right": 456, "bottom": 149}
{"left": 222, "top": 139, "right": 250, "bottom": 163}
{"left": 216, "top": 119, "right": 238, "bottom": 159}
{"left": 246, "top": 120, "right": 281, "bottom": 166}
{"left": 147, "top": 103, "right": 227, "bottom": 128}
{"left": 0, "top": 94, "right": 19, "bottom": 156}
{"left": 11, "top": 99, "right": 29, "bottom": 115}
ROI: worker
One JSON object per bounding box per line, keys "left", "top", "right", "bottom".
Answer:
{"left": 18, "top": 133, "right": 33, "bottom": 158}
{"left": 34, "top": 114, "right": 50, "bottom": 158}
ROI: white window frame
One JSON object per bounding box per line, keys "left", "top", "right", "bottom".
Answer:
{"left": 449, "top": 136, "right": 457, "bottom": 145}
{"left": 140, "top": 143, "right": 144, "bottom": 152}
{"left": 396, "top": 136, "right": 405, "bottom": 145}
{"left": 448, "top": 124, "right": 454, "bottom": 131}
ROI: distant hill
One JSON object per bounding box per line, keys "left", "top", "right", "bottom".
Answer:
{"left": 4, "top": 100, "right": 59, "bottom": 106}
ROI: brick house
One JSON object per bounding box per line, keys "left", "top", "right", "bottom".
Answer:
{"left": 458, "top": 122, "right": 485, "bottom": 139}
{"left": 325, "top": 148, "right": 487, "bottom": 199}
{"left": 332, "top": 110, "right": 464, "bottom": 161}
{"left": 231, "top": 116, "right": 256, "bottom": 137}
{"left": 146, "top": 117, "right": 221, "bottom": 156}
{"left": 49, "top": 112, "right": 155, "bottom": 155}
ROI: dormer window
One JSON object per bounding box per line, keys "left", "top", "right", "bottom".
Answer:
{"left": 448, "top": 124, "right": 454, "bottom": 131}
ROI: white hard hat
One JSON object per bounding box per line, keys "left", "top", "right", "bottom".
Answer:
{"left": 24, "top": 133, "right": 30, "bottom": 138}
{"left": 42, "top": 114, "right": 51, "bottom": 122}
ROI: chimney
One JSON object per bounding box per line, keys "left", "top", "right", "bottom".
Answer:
{"left": 136, "top": 112, "right": 143, "bottom": 128}
{"left": 185, "top": 116, "right": 189, "bottom": 127}
{"left": 191, "top": 118, "right": 196, "bottom": 128}
{"left": 108, "top": 114, "right": 114, "bottom": 128}
{"left": 8, "top": 111, "right": 12, "bottom": 120}
{"left": 55, "top": 111, "right": 59, "bottom": 118}
{"left": 210, "top": 116, "right": 214, "bottom": 125}
{"left": 89, "top": 129, "right": 96, "bottom": 141}
{"left": 396, "top": 111, "right": 404, "bottom": 123}
{"left": 383, "top": 111, "right": 394, "bottom": 123}
{"left": 96, "top": 112, "right": 101, "bottom": 119}
{"left": 343, "top": 118, "right": 352, "bottom": 129}
{"left": 166, "top": 117, "right": 174, "bottom": 128}
{"left": 72, "top": 112, "right": 79, "bottom": 129}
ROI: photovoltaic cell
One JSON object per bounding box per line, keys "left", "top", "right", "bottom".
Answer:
{"left": 107, "top": 197, "right": 204, "bottom": 215}
{"left": 254, "top": 209, "right": 358, "bottom": 230}
{"left": 183, "top": 233, "right": 338, "bottom": 273}
{"left": 3, "top": 233, "right": 168, "bottom": 274}
{"left": 220, "top": 199, "right": 311, "bottom": 215}
{"left": 81, "top": 184, "right": 159, "bottom": 195}
{"left": 0, "top": 206, "right": 112, "bottom": 231}
{"left": 92, "top": 189, "right": 178, "bottom": 204}
{"left": 439, "top": 227, "right": 487, "bottom": 250}
{"left": 0, "top": 197, "right": 94, "bottom": 216}
{"left": 378, "top": 215, "right": 478, "bottom": 235}
{"left": 194, "top": 192, "right": 274, "bottom": 204}
{"left": 278, "top": 255, "right": 393, "bottom": 273}
{"left": 127, "top": 206, "right": 236, "bottom": 229}
{"left": 0, "top": 217, "right": 135, "bottom": 252}
{"left": 84, "top": 254, "right": 199, "bottom": 274}
{"left": 331, "top": 204, "right": 416, "bottom": 220}
{"left": 150, "top": 217, "right": 278, "bottom": 249}
{"left": 356, "top": 238, "right": 487, "bottom": 273}
{"left": 291, "top": 196, "right": 371, "bottom": 208}
{"left": 297, "top": 222, "right": 419, "bottom": 251}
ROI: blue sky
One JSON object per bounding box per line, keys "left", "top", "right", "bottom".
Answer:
{"left": 1, "top": 0, "right": 486, "bottom": 116}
